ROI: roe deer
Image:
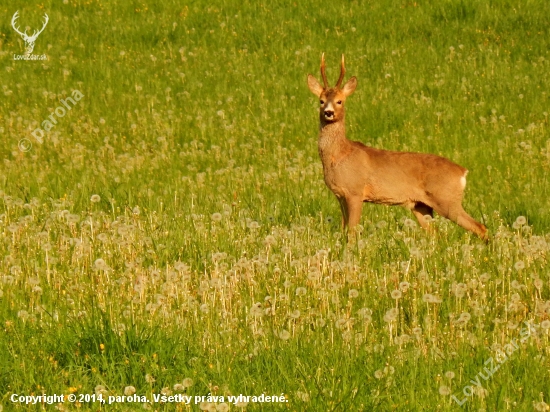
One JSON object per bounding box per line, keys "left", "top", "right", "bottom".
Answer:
{"left": 307, "top": 54, "right": 487, "bottom": 239}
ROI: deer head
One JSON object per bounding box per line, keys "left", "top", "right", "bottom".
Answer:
{"left": 11, "top": 11, "right": 49, "bottom": 55}
{"left": 307, "top": 54, "right": 357, "bottom": 124}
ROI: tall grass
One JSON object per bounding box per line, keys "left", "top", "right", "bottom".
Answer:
{"left": 1, "top": 0, "right": 550, "bottom": 410}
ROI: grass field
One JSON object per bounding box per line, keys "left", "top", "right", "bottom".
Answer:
{"left": 1, "top": 0, "right": 550, "bottom": 410}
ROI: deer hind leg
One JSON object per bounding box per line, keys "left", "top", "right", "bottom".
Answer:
{"left": 456, "top": 208, "right": 488, "bottom": 240}
{"left": 431, "top": 201, "right": 487, "bottom": 240}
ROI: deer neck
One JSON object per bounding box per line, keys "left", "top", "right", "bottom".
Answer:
{"left": 318, "top": 119, "right": 350, "bottom": 162}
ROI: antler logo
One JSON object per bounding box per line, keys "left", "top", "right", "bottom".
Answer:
{"left": 11, "top": 11, "right": 49, "bottom": 55}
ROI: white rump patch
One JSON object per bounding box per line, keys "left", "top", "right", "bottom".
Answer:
{"left": 460, "top": 172, "right": 468, "bottom": 189}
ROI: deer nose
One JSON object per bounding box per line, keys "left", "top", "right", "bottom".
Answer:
{"left": 324, "top": 110, "right": 334, "bottom": 118}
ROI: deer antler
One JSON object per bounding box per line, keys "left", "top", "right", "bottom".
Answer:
{"left": 320, "top": 53, "right": 329, "bottom": 88}
{"left": 335, "top": 54, "right": 346, "bottom": 88}
{"left": 11, "top": 11, "right": 28, "bottom": 38}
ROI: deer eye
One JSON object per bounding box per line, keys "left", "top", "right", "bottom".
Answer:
{"left": 337, "top": 100, "right": 342, "bottom": 105}
{"left": 320, "top": 100, "right": 325, "bottom": 105}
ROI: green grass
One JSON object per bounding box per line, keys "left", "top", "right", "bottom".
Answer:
{"left": 1, "top": 0, "right": 550, "bottom": 410}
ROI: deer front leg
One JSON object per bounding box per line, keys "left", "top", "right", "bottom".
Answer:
{"left": 340, "top": 196, "right": 363, "bottom": 241}
{"left": 338, "top": 197, "right": 349, "bottom": 228}
{"left": 411, "top": 202, "right": 434, "bottom": 230}
{"left": 346, "top": 196, "right": 363, "bottom": 228}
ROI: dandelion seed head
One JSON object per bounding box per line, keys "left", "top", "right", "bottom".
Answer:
{"left": 439, "top": 385, "right": 451, "bottom": 396}
{"left": 124, "top": 386, "right": 136, "bottom": 396}
{"left": 357, "top": 307, "right": 372, "bottom": 318}
{"left": 479, "top": 273, "right": 491, "bottom": 282}
{"left": 394, "top": 334, "right": 411, "bottom": 345}
{"left": 399, "top": 281, "right": 410, "bottom": 292}
{"left": 391, "top": 289, "right": 403, "bottom": 299}
{"left": 331, "top": 314, "right": 344, "bottom": 328}
{"left": 453, "top": 283, "right": 467, "bottom": 298}
{"left": 211, "top": 252, "right": 227, "bottom": 262}
{"left": 373, "top": 343, "right": 384, "bottom": 353}
{"left": 17, "top": 310, "right": 29, "bottom": 320}
{"left": 279, "top": 330, "right": 291, "bottom": 340}
{"left": 249, "top": 303, "right": 263, "bottom": 317}
{"left": 97, "top": 233, "right": 109, "bottom": 243}
{"left": 264, "top": 235, "right": 276, "bottom": 246}
{"left": 295, "top": 287, "right": 307, "bottom": 296}
{"left": 66, "top": 214, "right": 80, "bottom": 224}
{"left": 404, "top": 218, "right": 417, "bottom": 229}
{"left": 247, "top": 220, "right": 260, "bottom": 229}
{"left": 514, "top": 260, "right": 525, "bottom": 271}
{"left": 383, "top": 308, "right": 399, "bottom": 323}
{"left": 458, "top": 312, "right": 471, "bottom": 323}
{"left": 510, "top": 293, "right": 521, "bottom": 303}
{"left": 534, "top": 401, "right": 550, "bottom": 411}
{"left": 199, "top": 402, "right": 215, "bottom": 411}
{"left": 95, "top": 385, "right": 108, "bottom": 396}
{"left": 348, "top": 289, "right": 359, "bottom": 298}
{"left": 174, "top": 261, "right": 189, "bottom": 272}
{"left": 384, "top": 365, "right": 395, "bottom": 375}
{"left": 376, "top": 220, "right": 387, "bottom": 229}
{"left": 409, "top": 246, "right": 423, "bottom": 258}
{"left": 422, "top": 293, "right": 442, "bottom": 303}
{"left": 94, "top": 258, "right": 108, "bottom": 271}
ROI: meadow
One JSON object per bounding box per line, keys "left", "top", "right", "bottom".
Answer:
{"left": 1, "top": 0, "right": 550, "bottom": 410}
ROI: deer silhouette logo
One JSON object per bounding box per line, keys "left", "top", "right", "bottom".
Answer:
{"left": 11, "top": 11, "right": 49, "bottom": 55}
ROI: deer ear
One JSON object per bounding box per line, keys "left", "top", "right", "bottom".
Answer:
{"left": 342, "top": 76, "right": 357, "bottom": 97}
{"left": 307, "top": 74, "right": 324, "bottom": 96}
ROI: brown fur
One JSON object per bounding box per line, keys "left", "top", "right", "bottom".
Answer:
{"left": 307, "top": 54, "right": 487, "bottom": 239}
